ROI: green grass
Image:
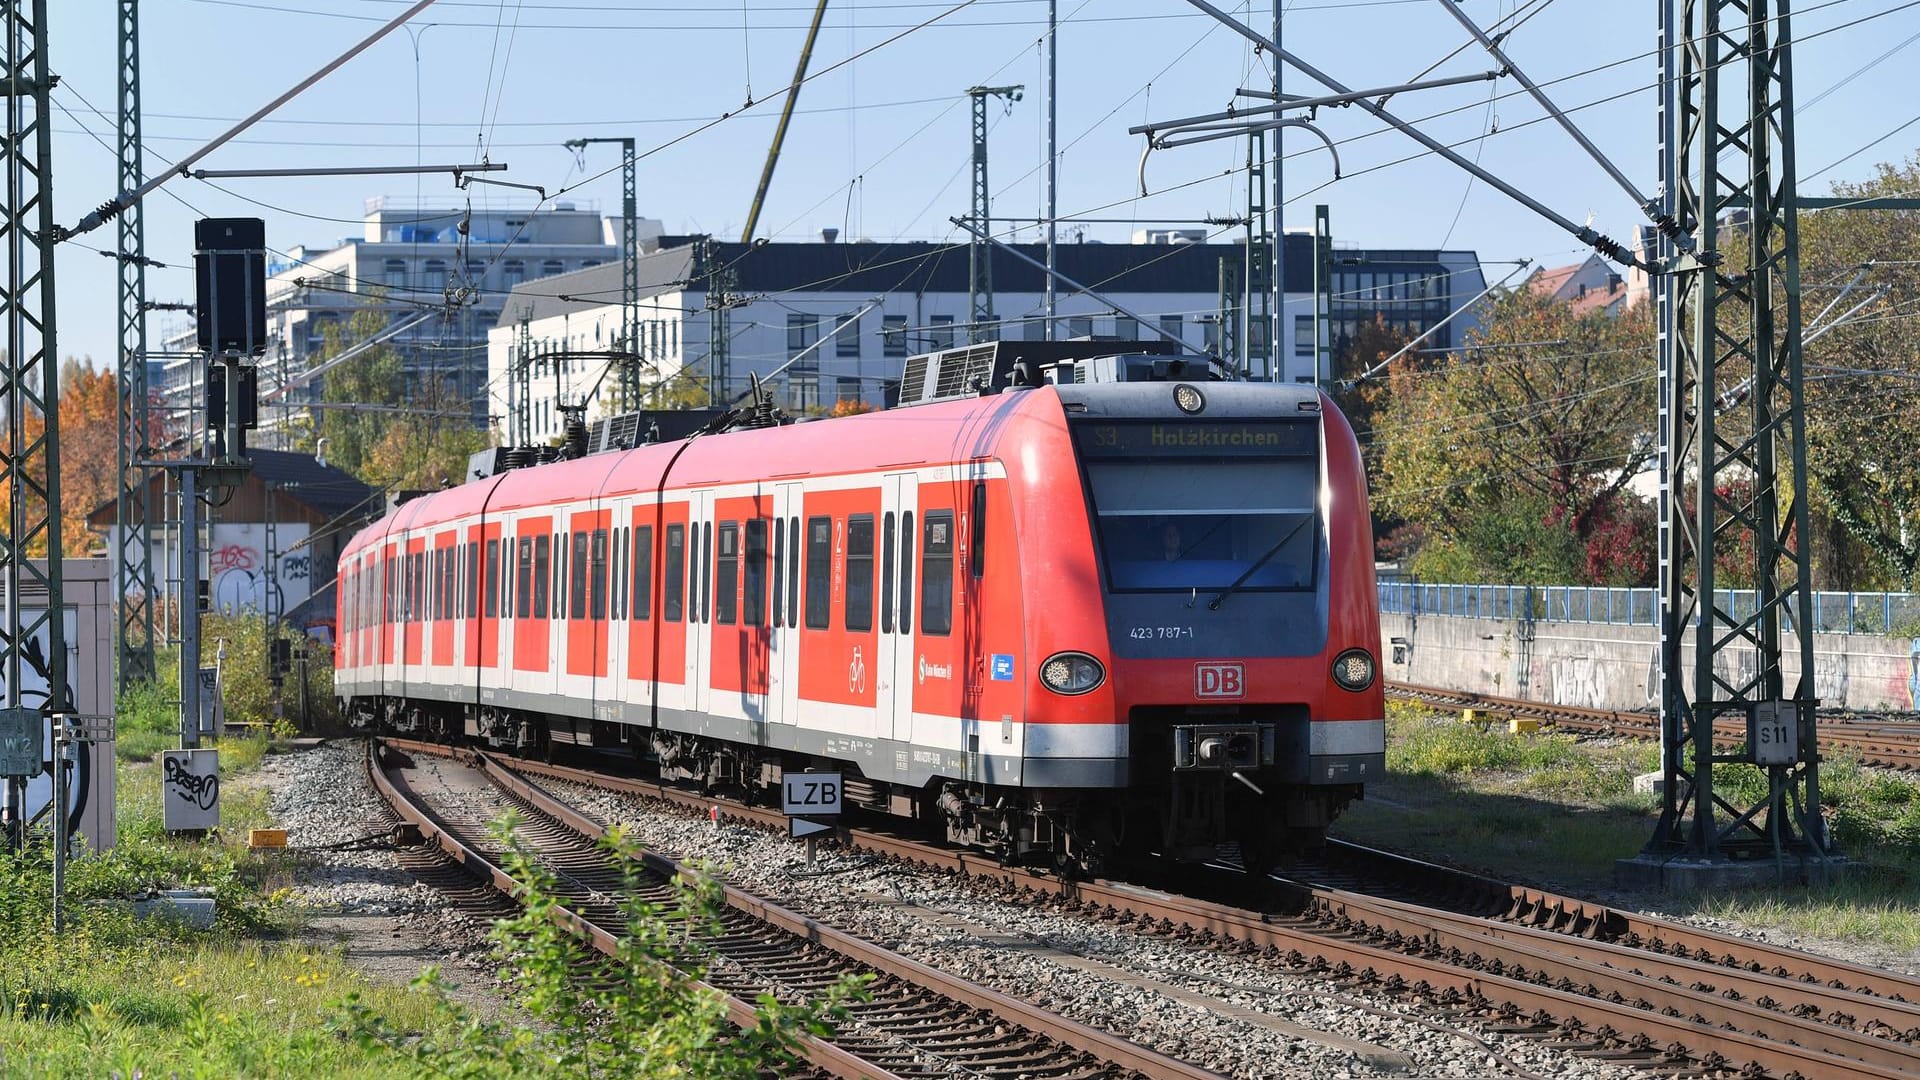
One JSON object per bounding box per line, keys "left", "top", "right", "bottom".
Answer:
{"left": 0, "top": 735, "right": 467, "bottom": 1078}
{"left": 1338, "top": 701, "right": 1920, "bottom": 952}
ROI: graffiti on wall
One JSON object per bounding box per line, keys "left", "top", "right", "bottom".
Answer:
{"left": 1545, "top": 653, "right": 1612, "bottom": 709}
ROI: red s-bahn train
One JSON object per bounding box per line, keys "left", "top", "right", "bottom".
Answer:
{"left": 336, "top": 347, "right": 1385, "bottom": 871}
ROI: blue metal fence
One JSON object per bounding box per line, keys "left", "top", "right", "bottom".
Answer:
{"left": 1377, "top": 581, "right": 1920, "bottom": 636}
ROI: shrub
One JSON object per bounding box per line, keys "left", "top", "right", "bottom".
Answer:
{"left": 334, "top": 815, "right": 866, "bottom": 1078}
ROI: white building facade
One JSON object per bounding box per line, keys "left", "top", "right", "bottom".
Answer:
{"left": 157, "top": 199, "right": 658, "bottom": 445}
{"left": 487, "top": 233, "right": 1457, "bottom": 440}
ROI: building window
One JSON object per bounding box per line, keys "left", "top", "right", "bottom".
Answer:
{"left": 541, "top": 259, "right": 565, "bottom": 277}
{"left": 789, "top": 374, "right": 820, "bottom": 412}
{"left": 1158, "top": 314, "right": 1183, "bottom": 344}
{"left": 1248, "top": 317, "right": 1269, "bottom": 359}
{"left": 464, "top": 259, "right": 486, "bottom": 289}
{"left": 787, "top": 313, "right": 819, "bottom": 361}
{"left": 422, "top": 259, "right": 448, "bottom": 290}
{"left": 1068, "top": 316, "right": 1093, "bottom": 339}
{"left": 580, "top": 259, "right": 601, "bottom": 269}
{"left": 1201, "top": 316, "right": 1221, "bottom": 354}
{"left": 1024, "top": 317, "right": 1047, "bottom": 341}
{"left": 383, "top": 258, "right": 407, "bottom": 288}
{"left": 882, "top": 315, "right": 907, "bottom": 357}
{"left": 836, "top": 311, "right": 861, "bottom": 358}
{"left": 929, "top": 314, "right": 955, "bottom": 351}
{"left": 1294, "top": 315, "right": 1315, "bottom": 357}
{"left": 1116, "top": 316, "right": 1139, "bottom": 341}
{"left": 503, "top": 260, "right": 525, "bottom": 289}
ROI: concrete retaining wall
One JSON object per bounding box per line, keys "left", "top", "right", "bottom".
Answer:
{"left": 1381, "top": 611, "right": 1920, "bottom": 713}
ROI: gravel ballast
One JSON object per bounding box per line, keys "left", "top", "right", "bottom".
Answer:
{"left": 535, "top": 772, "right": 1643, "bottom": 1080}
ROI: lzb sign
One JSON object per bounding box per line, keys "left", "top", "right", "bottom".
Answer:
{"left": 782, "top": 773, "right": 841, "bottom": 841}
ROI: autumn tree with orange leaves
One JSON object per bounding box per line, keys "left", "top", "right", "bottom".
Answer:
{"left": 0, "top": 356, "right": 167, "bottom": 558}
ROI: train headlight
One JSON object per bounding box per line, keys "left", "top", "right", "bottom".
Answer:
{"left": 1332, "top": 649, "right": 1376, "bottom": 691}
{"left": 1040, "top": 652, "right": 1105, "bottom": 695}
{"left": 1173, "top": 383, "right": 1205, "bottom": 414}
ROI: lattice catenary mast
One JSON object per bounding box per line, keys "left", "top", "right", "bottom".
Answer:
{"left": 965, "top": 85, "right": 1020, "bottom": 344}
{"left": 115, "top": 0, "right": 156, "bottom": 690}
{"left": 1622, "top": 0, "right": 1834, "bottom": 886}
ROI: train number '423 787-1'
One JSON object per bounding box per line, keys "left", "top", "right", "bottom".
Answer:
{"left": 1129, "top": 625, "right": 1194, "bottom": 640}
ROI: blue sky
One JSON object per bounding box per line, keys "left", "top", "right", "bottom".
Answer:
{"left": 45, "top": 0, "right": 1920, "bottom": 368}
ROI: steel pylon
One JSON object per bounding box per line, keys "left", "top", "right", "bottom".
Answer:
{"left": 115, "top": 0, "right": 156, "bottom": 691}
{"left": 1, "top": 0, "right": 73, "bottom": 836}
{"left": 1635, "top": 0, "right": 1831, "bottom": 879}
{"left": 965, "top": 85, "right": 1020, "bottom": 343}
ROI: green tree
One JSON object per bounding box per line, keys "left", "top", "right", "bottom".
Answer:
{"left": 1794, "top": 154, "right": 1920, "bottom": 588}
{"left": 1373, "top": 287, "right": 1657, "bottom": 584}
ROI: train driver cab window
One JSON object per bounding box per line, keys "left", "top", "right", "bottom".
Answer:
{"left": 633, "top": 525, "right": 653, "bottom": 619}
{"left": 845, "top": 515, "right": 874, "bottom": 632}
{"left": 664, "top": 524, "right": 684, "bottom": 622}
{"left": 1072, "top": 419, "right": 1320, "bottom": 594}
{"left": 921, "top": 511, "right": 954, "bottom": 635}
{"left": 971, "top": 483, "right": 987, "bottom": 578}
{"left": 804, "top": 516, "right": 831, "bottom": 629}
{"left": 533, "top": 535, "right": 551, "bottom": 619}
{"left": 715, "top": 523, "right": 739, "bottom": 625}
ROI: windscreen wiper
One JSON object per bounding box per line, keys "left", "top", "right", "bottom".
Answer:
{"left": 1207, "top": 516, "right": 1314, "bottom": 611}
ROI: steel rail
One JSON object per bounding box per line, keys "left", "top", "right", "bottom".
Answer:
{"left": 364, "top": 742, "right": 904, "bottom": 1080}
{"left": 1386, "top": 680, "right": 1920, "bottom": 770}
{"left": 379, "top": 738, "right": 1224, "bottom": 1080}
{"left": 418, "top": 740, "right": 1920, "bottom": 1079}
{"left": 473, "top": 750, "right": 1228, "bottom": 1080}
{"left": 1280, "top": 883, "right": 1920, "bottom": 1060}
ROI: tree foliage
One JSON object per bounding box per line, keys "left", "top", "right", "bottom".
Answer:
{"left": 1372, "top": 288, "right": 1657, "bottom": 584}
{"left": 1795, "top": 154, "right": 1920, "bottom": 588}
{"left": 310, "top": 307, "right": 488, "bottom": 490}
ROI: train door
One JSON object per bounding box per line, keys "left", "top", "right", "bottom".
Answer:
{"left": 876, "top": 472, "right": 919, "bottom": 744}
{"left": 686, "top": 490, "right": 714, "bottom": 717}
{"left": 767, "top": 483, "right": 803, "bottom": 727}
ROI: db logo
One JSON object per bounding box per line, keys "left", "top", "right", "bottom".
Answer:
{"left": 1195, "top": 662, "right": 1244, "bottom": 699}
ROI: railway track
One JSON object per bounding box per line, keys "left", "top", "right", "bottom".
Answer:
{"left": 368, "top": 738, "right": 1225, "bottom": 1080}
{"left": 1386, "top": 679, "right": 1920, "bottom": 771}
{"left": 417, "top": 738, "right": 1920, "bottom": 1079}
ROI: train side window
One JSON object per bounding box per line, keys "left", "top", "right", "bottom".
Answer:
{"left": 771, "top": 519, "right": 785, "bottom": 628}
{"left": 467, "top": 542, "right": 480, "bottom": 618}
{"left": 634, "top": 526, "right": 653, "bottom": 620}
{"left": 744, "top": 519, "right": 767, "bottom": 626}
{"left": 533, "top": 535, "right": 551, "bottom": 619}
{"left": 484, "top": 540, "right": 500, "bottom": 618}
{"left": 921, "top": 511, "right": 955, "bottom": 636}
{"left": 880, "top": 512, "right": 896, "bottom": 634}
{"left": 664, "top": 524, "right": 685, "bottom": 622}
{"left": 702, "top": 522, "right": 713, "bottom": 623}
{"left": 569, "top": 530, "right": 588, "bottom": 620}
{"left": 686, "top": 524, "right": 699, "bottom": 623}
{"left": 787, "top": 517, "right": 800, "bottom": 627}
{"left": 612, "top": 528, "right": 626, "bottom": 620}
{"left": 845, "top": 515, "right": 875, "bottom": 633}
{"left": 804, "top": 516, "right": 831, "bottom": 629}
{"left": 899, "top": 511, "right": 915, "bottom": 632}
{"left": 442, "top": 549, "right": 455, "bottom": 620}
{"left": 971, "top": 483, "right": 987, "bottom": 578}
{"left": 715, "top": 523, "right": 739, "bottom": 625}
{"left": 591, "top": 528, "right": 609, "bottom": 620}
{"left": 554, "top": 533, "right": 566, "bottom": 620}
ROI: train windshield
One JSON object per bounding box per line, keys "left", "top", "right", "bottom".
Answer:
{"left": 1072, "top": 419, "right": 1319, "bottom": 594}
